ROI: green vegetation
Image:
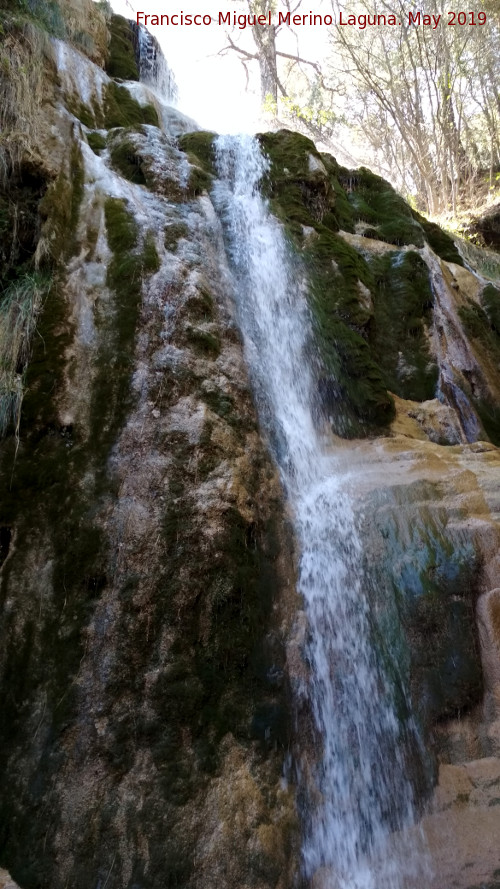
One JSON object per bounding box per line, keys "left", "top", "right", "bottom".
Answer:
{"left": 254, "top": 131, "right": 500, "bottom": 446}
{"left": 304, "top": 230, "right": 395, "bottom": 435}
{"left": 368, "top": 251, "right": 438, "bottom": 402}
{"left": 147, "top": 429, "right": 288, "bottom": 787}
{"left": 39, "top": 141, "right": 84, "bottom": 263}
{"left": 258, "top": 131, "right": 340, "bottom": 236}
{"left": 482, "top": 283, "right": 500, "bottom": 333}
{"left": 65, "top": 94, "right": 96, "bottom": 128}
{"left": 347, "top": 168, "right": 425, "bottom": 247}
{"left": 108, "top": 134, "right": 148, "bottom": 184}
{"left": 104, "top": 82, "right": 158, "bottom": 130}
{"left": 411, "top": 209, "right": 464, "bottom": 266}
{"left": 185, "top": 325, "right": 221, "bottom": 357}
{"left": 89, "top": 197, "right": 142, "bottom": 461}
{"left": 178, "top": 131, "right": 217, "bottom": 174}
{"left": 142, "top": 231, "right": 160, "bottom": 273}
{"left": 0, "top": 0, "right": 107, "bottom": 63}
{"left": 252, "top": 130, "right": 489, "bottom": 436}
{"left": 0, "top": 181, "right": 167, "bottom": 884}
{"left": 164, "top": 221, "right": 189, "bottom": 252}
{"left": 87, "top": 131, "right": 106, "bottom": 154}
{"left": 0, "top": 272, "right": 50, "bottom": 438}
{"left": 178, "top": 132, "right": 216, "bottom": 197}
{"left": 105, "top": 13, "right": 139, "bottom": 80}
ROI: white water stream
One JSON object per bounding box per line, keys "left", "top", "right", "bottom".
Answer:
{"left": 214, "top": 135, "right": 429, "bottom": 889}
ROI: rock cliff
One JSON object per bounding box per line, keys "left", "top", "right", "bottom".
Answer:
{"left": 1, "top": 4, "right": 500, "bottom": 889}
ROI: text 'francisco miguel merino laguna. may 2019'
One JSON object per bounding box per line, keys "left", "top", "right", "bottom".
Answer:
{"left": 136, "top": 9, "right": 488, "bottom": 29}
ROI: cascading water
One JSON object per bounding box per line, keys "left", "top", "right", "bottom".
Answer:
{"left": 214, "top": 134, "right": 430, "bottom": 888}
{"left": 135, "top": 23, "right": 178, "bottom": 104}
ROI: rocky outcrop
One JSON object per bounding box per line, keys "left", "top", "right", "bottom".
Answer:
{"left": 2, "top": 7, "right": 500, "bottom": 889}
{"left": 468, "top": 199, "right": 500, "bottom": 252}
{"left": 0, "top": 7, "right": 299, "bottom": 889}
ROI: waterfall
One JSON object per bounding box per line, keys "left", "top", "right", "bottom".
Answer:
{"left": 134, "top": 22, "right": 178, "bottom": 104}
{"left": 214, "top": 134, "right": 430, "bottom": 889}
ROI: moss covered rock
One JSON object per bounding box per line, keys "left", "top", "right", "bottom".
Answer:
{"left": 105, "top": 13, "right": 140, "bottom": 81}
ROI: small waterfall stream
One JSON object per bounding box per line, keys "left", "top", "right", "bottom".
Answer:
{"left": 214, "top": 135, "right": 429, "bottom": 888}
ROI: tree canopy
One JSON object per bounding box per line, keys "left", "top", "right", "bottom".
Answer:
{"left": 223, "top": 0, "right": 500, "bottom": 215}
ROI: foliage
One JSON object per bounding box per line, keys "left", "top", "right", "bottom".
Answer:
{"left": 0, "top": 0, "right": 107, "bottom": 59}
{"left": 327, "top": 0, "right": 500, "bottom": 215}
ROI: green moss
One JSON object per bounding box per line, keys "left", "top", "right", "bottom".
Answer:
{"left": 316, "top": 317, "right": 395, "bottom": 435}
{"left": 104, "top": 82, "right": 158, "bottom": 130}
{"left": 0, "top": 166, "right": 47, "bottom": 290}
{"left": 105, "top": 14, "right": 139, "bottom": 81}
{"left": 302, "top": 228, "right": 393, "bottom": 434}
{"left": 38, "top": 140, "right": 84, "bottom": 262}
{"left": 201, "top": 388, "right": 242, "bottom": 428}
{"left": 109, "top": 136, "right": 147, "bottom": 185}
{"left": 104, "top": 196, "right": 136, "bottom": 252}
{"left": 482, "top": 283, "right": 500, "bottom": 333}
{"left": 87, "top": 131, "right": 106, "bottom": 154}
{"left": 259, "top": 129, "right": 321, "bottom": 180}
{"left": 178, "top": 131, "right": 217, "bottom": 174}
{"left": 153, "top": 433, "right": 288, "bottom": 771}
{"left": 184, "top": 287, "right": 214, "bottom": 322}
{"left": 18, "top": 0, "right": 66, "bottom": 36}
{"left": 185, "top": 325, "right": 221, "bottom": 357}
{"left": 88, "top": 197, "right": 141, "bottom": 460}
{"left": 164, "top": 221, "right": 189, "bottom": 252}
{"left": 318, "top": 155, "right": 355, "bottom": 232}
{"left": 64, "top": 93, "right": 96, "bottom": 127}
{"left": 411, "top": 209, "right": 464, "bottom": 265}
{"left": 0, "top": 134, "right": 173, "bottom": 887}
{"left": 187, "top": 165, "right": 212, "bottom": 196}
{"left": 142, "top": 231, "right": 160, "bottom": 273}
{"left": 458, "top": 300, "right": 489, "bottom": 340}
{"left": 309, "top": 229, "right": 373, "bottom": 322}
{"left": 347, "top": 168, "right": 424, "bottom": 247}
{"left": 249, "top": 131, "right": 411, "bottom": 435}
{"left": 0, "top": 263, "right": 109, "bottom": 883}
{"left": 368, "top": 250, "right": 438, "bottom": 402}
{"left": 258, "top": 130, "right": 340, "bottom": 234}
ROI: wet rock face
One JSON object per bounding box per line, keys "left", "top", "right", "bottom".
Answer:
{"left": 365, "top": 481, "right": 482, "bottom": 725}
{"left": 0, "top": 10, "right": 299, "bottom": 889}
{"left": 2, "top": 10, "right": 500, "bottom": 889}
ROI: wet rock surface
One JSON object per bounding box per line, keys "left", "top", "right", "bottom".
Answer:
{"left": 1, "top": 8, "right": 500, "bottom": 889}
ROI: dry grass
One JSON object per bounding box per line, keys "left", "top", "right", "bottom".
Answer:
{"left": 0, "top": 21, "right": 48, "bottom": 186}
{"left": 0, "top": 273, "right": 49, "bottom": 440}
{"left": 0, "top": 0, "right": 109, "bottom": 185}
{"left": 57, "top": 0, "right": 109, "bottom": 65}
